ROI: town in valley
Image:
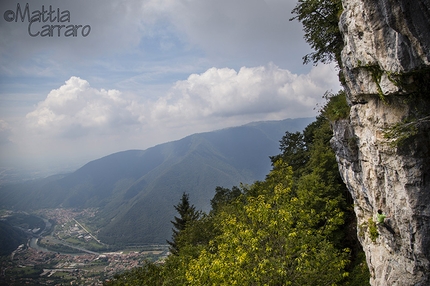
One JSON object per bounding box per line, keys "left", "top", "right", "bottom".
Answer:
{"left": 1, "top": 208, "right": 168, "bottom": 285}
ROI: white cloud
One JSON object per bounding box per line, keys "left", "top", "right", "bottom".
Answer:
{"left": 0, "top": 62, "right": 340, "bottom": 174}
{"left": 151, "top": 63, "right": 340, "bottom": 127}
{"left": 25, "top": 77, "right": 145, "bottom": 137}
{"left": 25, "top": 64, "right": 339, "bottom": 140}
{"left": 0, "top": 0, "right": 341, "bottom": 179}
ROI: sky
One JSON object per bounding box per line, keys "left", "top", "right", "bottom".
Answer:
{"left": 0, "top": 0, "right": 341, "bottom": 179}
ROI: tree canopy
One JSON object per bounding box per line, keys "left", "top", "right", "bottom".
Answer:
{"left": 291, "top": 0, "right": 344, "bottom": 66}
{"left": 105, "top": 94, "right": 370, "bottom": 285}
{"left": 185, "top": 161, "right": 349, "bottom": 285}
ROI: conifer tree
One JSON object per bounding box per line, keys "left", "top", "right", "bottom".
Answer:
{"left": 167, "top": 192, "right": 200, "bottom": 255}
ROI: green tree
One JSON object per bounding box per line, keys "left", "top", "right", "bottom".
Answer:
{"left": 291, "top": 0, "right": 344, "bottom": 66}
{"left": 320, "top": 90, "right": 350, "bottom": 122}
{"left": 270, "top": 131, "right": 308, "bottom": 178}
{"left": 167, "top": 192, "right": 200, "bottom": 255}
{"left": 210, "top": 186, "right": 242, "bottom": 213}
{"left": 186, "top": 161, "right": 349, "bottom": 285}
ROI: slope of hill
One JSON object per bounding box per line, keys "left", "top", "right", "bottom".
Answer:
{"left": 0, "top": 220, "right": 28, "bottom": 256}
{"left": 0, "top": 117, "right": 313, "bottom": 245}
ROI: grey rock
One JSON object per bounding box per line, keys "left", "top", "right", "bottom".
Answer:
{"left": 333, "top": 0, "right": 430, "bottom": 285}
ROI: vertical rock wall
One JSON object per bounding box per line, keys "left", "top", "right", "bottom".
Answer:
{"left": 332, "top": 0, "right": 430, "bottom": 285}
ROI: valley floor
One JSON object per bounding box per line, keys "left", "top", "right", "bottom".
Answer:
{"left": 1, "top": 245, "right": 168, "bottom": 285}
{"left": 1, "top": 208, "right": 169, "bottom": 285}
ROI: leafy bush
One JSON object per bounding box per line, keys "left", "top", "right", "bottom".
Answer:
{"left": 321, "top": 90, "right": 350, "bottom": 122}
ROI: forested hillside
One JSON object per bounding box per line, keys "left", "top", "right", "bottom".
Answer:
{"left": 0, "top": 118, "right": 312, "bottom": 245}
{"left": 106, "top": 91, "right": 370, "bottom": 285}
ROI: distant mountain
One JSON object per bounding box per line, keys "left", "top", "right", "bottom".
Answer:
{"left": 0, "top": 118, "right": 314, "bottom": 245}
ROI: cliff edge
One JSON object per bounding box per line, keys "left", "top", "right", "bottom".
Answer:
{"left": 331, "top": 0, "right": 430, "bottom": 285}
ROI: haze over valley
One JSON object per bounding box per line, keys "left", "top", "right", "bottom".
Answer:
{"left": 1, "top": 117, "right": 312, "bottom": 246}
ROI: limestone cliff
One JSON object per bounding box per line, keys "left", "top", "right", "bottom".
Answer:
{"left": 332, "top": 0, "right": 430, "bottom": 285}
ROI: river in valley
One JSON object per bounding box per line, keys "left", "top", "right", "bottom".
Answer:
{"left": 28, "top": 216, "right": 99, "bottom": 256}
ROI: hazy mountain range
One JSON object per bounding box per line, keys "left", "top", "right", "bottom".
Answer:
{"left": 0, "top": 117, "right": 313, "bottom": 245}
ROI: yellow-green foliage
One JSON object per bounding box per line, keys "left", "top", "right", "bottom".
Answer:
{"left": 185, "top": 162, "right": 349, "bottom": 286}
{"left": 105, "top": 116, "right": 371, "bottom": 286}
{"left": 359, "top": 219, "right": 379, "bottom": 243}
{"left": 368, "top": 218, "right": 379, "bottom": 242}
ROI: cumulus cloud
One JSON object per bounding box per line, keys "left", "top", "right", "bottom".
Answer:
{"left": 0, "top": 0, "right": 342, "bottom": 177}
{"left": 26, "top": 77, "right": 145, "bottom": 137}
{"left": 151, "top": 63, "right": 340, "bottom": 127}
{"left": 26, "top": 64, "right": 340, "bottom": 137}
{"left": 23, "top": 63, "right": 340, "bottom": 144}
{"left": 17, "top": 63, "right": 339, "bottom": 173}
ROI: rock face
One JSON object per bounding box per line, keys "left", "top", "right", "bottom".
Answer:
{"left": 332, "top": 0, "right": 430, "bottom": 285}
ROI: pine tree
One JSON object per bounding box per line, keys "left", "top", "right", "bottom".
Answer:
{"left": 167, "top": 192, "right": 200, "bottom": 255}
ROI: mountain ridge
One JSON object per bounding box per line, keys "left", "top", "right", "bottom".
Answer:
{"left": 0, "top": 117, "right": 314, "bottom": 245}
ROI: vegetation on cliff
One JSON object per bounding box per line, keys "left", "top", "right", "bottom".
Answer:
{"left": 105, "top": 92, "right": 370, "bottom": 286}
{"left": 290, "top": 0, "right": 343, "bottom": 66}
